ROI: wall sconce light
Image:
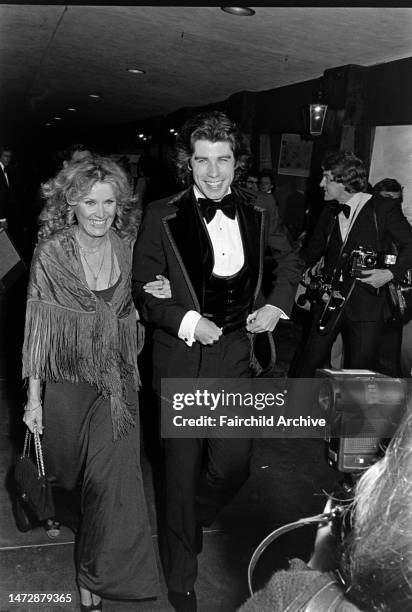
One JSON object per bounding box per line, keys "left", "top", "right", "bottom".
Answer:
{"left": 309, "top": 98, "right": 328, "bottom": 136}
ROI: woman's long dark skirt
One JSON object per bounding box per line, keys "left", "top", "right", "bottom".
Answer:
{"left": 42, "top": 381, "right": 159, "bottom": 600}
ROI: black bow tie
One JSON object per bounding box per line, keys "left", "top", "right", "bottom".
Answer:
{"left": 198, "top": 194, "right": 237, "bottom": 223}
{"left": 333, "top": 203, "right": 351, "bottom": 219}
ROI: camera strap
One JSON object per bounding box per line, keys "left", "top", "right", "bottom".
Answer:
{"left": 372, "top": 204, "right": 383, "bottom": 297}
{"left": 247, "top": 511, "right": 361, "bottom": 610}
{"left": 286, "top": 578, "right": 347, "bottom": 611}
{"left": 248, "top": 512, "right": 332, "bottom": 597}
{"left": 329, "top": 197, "right": 368, "bottom": 286}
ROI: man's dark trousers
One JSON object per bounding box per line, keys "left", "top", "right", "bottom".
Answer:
{"left": 289, "top": 302, "right": 385, "bottom": 377}
{"left": 160, "top": 329, "right": 252, "bottom": 593}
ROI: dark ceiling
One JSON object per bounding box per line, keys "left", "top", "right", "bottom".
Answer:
{"left": 1, "top": 5, "right": 411, "bottom": 137}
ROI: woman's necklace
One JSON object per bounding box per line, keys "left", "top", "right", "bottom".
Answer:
{"left": 76, "top": 233, "right": 109, "bottom": 282}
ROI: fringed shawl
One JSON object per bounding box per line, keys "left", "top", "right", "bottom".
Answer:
{"left": 22, "top": 227, "right": 139, "bottom": 440}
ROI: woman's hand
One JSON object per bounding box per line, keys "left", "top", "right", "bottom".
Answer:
{"left": 23, "top": 399, "right": 43, "bottom": 434}
{"left": 143, "top": 275, "right": 171, "bottom": 299}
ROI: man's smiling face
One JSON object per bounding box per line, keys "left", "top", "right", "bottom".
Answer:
{"left": 190, "top": 139, "right": 235, "bottom": 201}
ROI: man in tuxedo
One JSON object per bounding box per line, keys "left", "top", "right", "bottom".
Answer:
{"left": 132, "top": 111, "right": 301, "bottom": 612}
{"left": 289, "top": 150, "right": 412, "bottom": 377}
{"left": 0, "top": 145, "right": 13, "bottom": 229}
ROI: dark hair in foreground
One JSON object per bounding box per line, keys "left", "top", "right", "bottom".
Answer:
{"left": 340, "top": 406, "right": 412, "bottom": 611}
{"left": 38, "top": 156, "right": 138, "bottom": 241}
{"left": 174, "top": 110, "right": 247, "bottom": 184}
{"left": 322, "top": 151, "right": 367, "bottom": 194}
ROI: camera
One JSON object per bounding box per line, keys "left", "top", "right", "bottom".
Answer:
{"left": 349, "top": 247, "right": 377, "bottom": 277}
{"left": 297, "top": 272, "right": 332, "bottom": 308}
{"left": 349, "top": 247, "right": 397, "bottom": 278}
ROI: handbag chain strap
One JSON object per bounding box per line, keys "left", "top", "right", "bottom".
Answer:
{"left": 23, "top": 427, "right": 46, "bottom": 478}
{"left": 23, "top": 428, "right": 31, "bottom": 456}
{"left": 33, "top": 427, "right": 46, "bottom": 478}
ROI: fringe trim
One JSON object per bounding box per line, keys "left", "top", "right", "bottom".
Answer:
{"left": 22, "top": 299, "right": 139, "bottom": 439}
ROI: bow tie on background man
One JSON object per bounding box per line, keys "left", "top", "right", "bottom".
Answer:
{"left": 198, "top": 194, "right": 238, "bottom": 223}
{"left": 331, "top": 202, "right": 351, "bottom": 219}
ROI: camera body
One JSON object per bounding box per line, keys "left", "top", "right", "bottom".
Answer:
{"left": 306, "top": 275, "right": 332, "bottom": 304}
{"left": 297, "top": 272, "right": 332, "bottom": 309}
{"left": 349, "top": 247, "right": 396, "bottom": 278}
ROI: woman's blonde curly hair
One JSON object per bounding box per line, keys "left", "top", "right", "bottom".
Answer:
{"left": 38, "top": 155, "right": 139, "bottom": 242}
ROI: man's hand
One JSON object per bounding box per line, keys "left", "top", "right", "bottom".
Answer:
{"left": 194, "top": 317, "right": 223, "bottom": 345}
{"left": 358, "top": 268, "right": 394, "bottom": 289}
{"left": 246, "top": 305, "right": 282, "bottom": 333}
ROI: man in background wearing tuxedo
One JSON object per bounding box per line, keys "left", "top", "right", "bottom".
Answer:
{"left": 0, "top": 145, "right": 13, "bottom": 230}
{"left": 289, "top": 150, "right": 412, "bottom": 377}
{"left": 132, "top": 111, "right": 301, "bottom": 612}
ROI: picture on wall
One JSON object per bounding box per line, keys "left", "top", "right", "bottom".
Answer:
{"left": 278, "top": 133, "right": 313, "bottom": 177}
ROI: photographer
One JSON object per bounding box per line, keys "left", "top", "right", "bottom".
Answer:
{"left": 239, "top": 405, "right": 412, "bottom": 611}
{"left": 289, "top": 151, "right": 412, "bottom": 377}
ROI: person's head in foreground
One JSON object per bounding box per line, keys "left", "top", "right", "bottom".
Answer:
{"left": 339, "top": 404, "right": 412, "bottom": 611}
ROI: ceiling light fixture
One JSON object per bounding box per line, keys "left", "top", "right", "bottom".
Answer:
{"left": 221, "top": 7, "right": 255, "bottom": 16}
{"left": 67, "top": 107, "right": 77, "bottom": 111}
{"left": 127, "top": 68, "right": 146, "bottom": 74}
{"left": 88, "top": 93, "right": 100, "bottom": 99}
{"left": 54, "top": 116, "right": 62, "bottom": 120}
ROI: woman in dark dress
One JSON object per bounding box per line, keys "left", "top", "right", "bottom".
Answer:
{"left": 22, "top": 156, "right": 159, "bottom": 611}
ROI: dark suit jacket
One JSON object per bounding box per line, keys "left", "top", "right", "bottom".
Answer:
{"left": 132, "top": 186, "right": 302, "bottom": 385}
{"left": 0, "top": 166, "right": 10, "bottom": 220}
{"left": 305, "top": 194, "right": 412, "bottom": 321}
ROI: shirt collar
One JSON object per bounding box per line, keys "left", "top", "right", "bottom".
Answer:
{"left": 344, "top": 191, "right": 372, "bottom": 210}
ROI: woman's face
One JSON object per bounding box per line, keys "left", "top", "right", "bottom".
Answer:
{"left": 73, "top": 181, "right": 117, "bottom": 240}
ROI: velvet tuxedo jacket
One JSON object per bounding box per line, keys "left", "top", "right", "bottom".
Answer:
{"left": 305, "top": 194, "right": 412, "bottom": 321}
{"left": 132, "top": 186, "right": 302, "bottom": 386}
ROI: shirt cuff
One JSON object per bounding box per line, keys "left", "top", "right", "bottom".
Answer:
{"left": 178, "top": 310, "right": 202, "bottom": 346}
{"left": 265, "top": 304, "right": 289, "bottom": 320}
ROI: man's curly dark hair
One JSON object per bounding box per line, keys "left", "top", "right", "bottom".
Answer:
{"left": 174, "top": 110, "right": 248, "bottom": 185}
{"left": 321, "top": 151, "right": 367, "bottom": 194}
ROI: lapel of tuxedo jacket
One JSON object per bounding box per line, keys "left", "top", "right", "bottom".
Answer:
{"left": 234, "top": 187, "right": 263, "bottom": 293}
{"left": 163, "top": 188, "right": 211, "bottom": 309}
{"left": 344, "top": 197, "right": 378, "bottom": 251}
{"left": 0, "top": 168, "right": 9, "bottom": 192}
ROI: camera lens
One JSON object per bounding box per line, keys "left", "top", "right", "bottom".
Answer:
{"left": 364, "top": 256, "right": 375, "bottom": 267}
